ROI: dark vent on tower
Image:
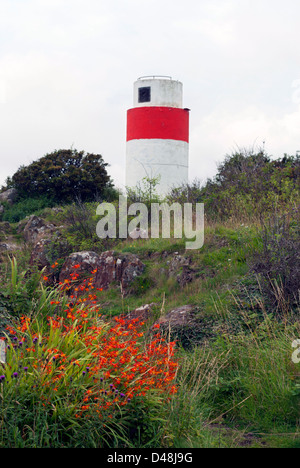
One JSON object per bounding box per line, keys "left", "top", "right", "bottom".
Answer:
{"left": 138, "top": 87, "right": 151, "bottom": 103}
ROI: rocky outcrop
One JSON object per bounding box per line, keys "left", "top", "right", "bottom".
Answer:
{"left": 152, "top": 304, "right": 208, "bottom": 349}
{"left": 28, "top": 238, "right": 53, "bottom": 269}
{"left": 93, "top": 251, "right": 145, "bottom": 292}
{"left": 23, "top": 215, "right": 58, "bottom": 245}
{"left": 0, "top": 188, "right": 18, "bottom": 205}
{"left": 167, "top": 253, "right": 195, "bottom": 287}
{"left": 0, "top": 222, "right": 21, "bottom": 254}
{"left": 59, "top": 251, "right": 100, "bottom": 284}
{"left": 0, "top": 242, "right": 21, "bottom": 252}
{"left": 59, "top": 250, "right": 145, "bottom": 294}
{"left": 155, "top": 305, "right": 196, "bottom": 328}
{"left": 125, "top": 303, "right": 157, "bottom": 322}
{"left": 0, "top": 222, "right": 11, "bottom": 233}
{"left": 13, "top": 215, "right": 66, "bottom": 275}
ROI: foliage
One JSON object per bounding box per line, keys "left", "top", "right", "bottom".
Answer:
{"left": 167, "top": 178, "right": 203, "bottom": 205}
{"left": 0, "top": 196, "right": 56, "bottom": 224}
{"left": 57, "top": 200, "right": 118, "bottom": 254}
{"left": 167, "top": 149, "right": 300, "bottom": 221}
{"left": 0, "top": 262, "right": 178, "bottom": 448}
{"left": 164, "top": 303, "right": 300, "bottom": 447}
{"left": 0, "top": 142, "right": 299, "bottom": 448}
{"left": 6, "top": 149, "right": 113, "bottom": 204}
{"left": 126, "top": 175, "right": 162, "bottom": 207}
{"left": 199, "top": 324, "right": 299, "bottom": 428}
{"left": 250, "top": 209, "right": 300, "bottom": 312}
{"left": 0, "top": 258, "right": 51, "bottom": 318}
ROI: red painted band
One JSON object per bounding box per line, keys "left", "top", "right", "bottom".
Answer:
{"left": 126, "top": 107, "right": 189, "bottom": 143}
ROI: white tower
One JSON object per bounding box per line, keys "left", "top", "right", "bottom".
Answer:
{"left": 126, "top": 76, "right": 189, "bottom": 196}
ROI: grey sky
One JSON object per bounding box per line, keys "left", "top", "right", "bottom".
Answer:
{"left": 0, "top": 0, "right": 300, "bottom": 191}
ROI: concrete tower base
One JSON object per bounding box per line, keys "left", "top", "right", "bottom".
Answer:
{"left": 126, "top": 139, "right": 188, "bottom": 196}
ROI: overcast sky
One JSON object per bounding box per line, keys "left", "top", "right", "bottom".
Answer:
{"left": 0, "top": 0, "right": 300, "bottom": 191}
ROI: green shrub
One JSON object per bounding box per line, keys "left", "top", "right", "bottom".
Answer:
{"left": 250, "top": 209, "right": 300, "bottom": 313}
{"left": 167, "top": 149, "right": 300, "bottom": 221}
{"left": 5, "top": 148, "right": 113, "bottom": 204}
{"left": 0, "top": 196, "right": 55, "bottom": 223}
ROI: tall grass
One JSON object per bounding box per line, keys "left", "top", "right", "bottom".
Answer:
{"left": 162, "top": 285, "right": 300, "bottom": 448}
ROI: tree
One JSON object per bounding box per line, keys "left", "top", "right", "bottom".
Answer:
{"left": 6, "top": 149, "right": 113, "bottom": 203}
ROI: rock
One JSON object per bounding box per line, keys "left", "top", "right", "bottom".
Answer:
{"left": 156, "top": 305, "right": 195, "bottom": 328}
{"left": 125, "top": 303, "right": 157, "bottom": 323}
{"left": 59, "top": 250, "right": 145, "bottom": 295}
{"left": 51, "top": 207, "right": 64, "bottom": 214}
{"left": 176, "top": 268, "right": 195, "bottom": 287}
{"left": 29, "top": 238, "right": 53, "bottom": 269}
{"left": 168, "top": 253, "right": 194, "bottom": 287}
{"left": 152, "top": 305, "right": 214, "bottom": 349}
{"left": 120, "top": 254, "right": 145, "bottom": 291}
{"left": 0, "top": 222, "right": 21, "bottom": 255}
{"left": 26, "top": 223, "right": 67, "bottom": 275}
{"left": 23, "top": 215, "right": 58, "bottom": 244}
{"left": 94, "top": 251, "right": 145, "bottom": 293}
{"left": 0, "top": 242, "right": 21, "bottom": 252}
{"left": 168, "top": 253, "right": 191, "bottom": 275}
{"left": 22, "top": 216, "right": 61, "bottom": 273}
{"left": 0, "top": 188, "right": 18, "bottom": 205}
{"left": 0, "top": 204, "right": 4, "bottom": 214}
{"left": 59, "top": 251, "right": 101, "bottom": 285}
{"left": 149, "top": 252, "right": 160, "bottom": 260}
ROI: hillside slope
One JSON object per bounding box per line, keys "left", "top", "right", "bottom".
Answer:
{"left": 0, "top": 150, "right": 299, "bottom": 448}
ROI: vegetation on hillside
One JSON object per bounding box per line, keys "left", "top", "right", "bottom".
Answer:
{"left": 0, "top": 149, "right": 118, "bottom": 223}
{"left": 168, "top": 148, "right": 300, "bottom": 220}
{"left": 0, "top": 148, "right": 299, "bottom": 448}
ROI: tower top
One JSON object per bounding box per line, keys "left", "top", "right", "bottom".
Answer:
{"left": 137, "top": 75, "right": 173, "bottom": 80}
{"left": 133, "top": 76, "right": 183, "bottom": 108}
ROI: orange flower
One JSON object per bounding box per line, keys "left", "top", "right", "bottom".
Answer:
{"left": 8, "top": 259, "right": 179, "bottom": 424}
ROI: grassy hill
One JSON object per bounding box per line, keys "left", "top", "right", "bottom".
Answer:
{"left": 0, "top": 149, "right": 299, "bottom": 448}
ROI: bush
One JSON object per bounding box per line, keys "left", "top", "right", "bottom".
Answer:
{"left": 0, "top": 196, "right": 55, "bottom": 223}
{"left": 0, "top": 258, "right": 48, "bottom": 318}
{"left": 6, "top": 149, "right": 113, "bottom": 204}
{"left": 167, "top": 178, "right": 203, "bottom": 205}
{"left": 250, "top": 209, "right": 300, "bottom": 313}
{"left": 167, "top": 149, "right": 300, "bottom": 221}
{"left": 59, "top": 200, "right": 118, "bottom": 253}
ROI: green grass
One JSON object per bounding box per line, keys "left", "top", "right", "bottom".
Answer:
{"left": 0, "top": 196, "right": 56, "bottom": 224}
{"left": 85, "top": 221, "right": 300, "bottom": 448}
{"left": 95, "top": 223, "right": 259, "bottom": 320}
{"left": 162, "top": 308, "right": 299, "bottom": 448}
{"left": 0, "top": 205, "right": 299, "bottom": 448}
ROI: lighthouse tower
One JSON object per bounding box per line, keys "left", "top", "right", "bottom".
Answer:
{"left": 126, "top": 76, "right": 189, "bottom": 196}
